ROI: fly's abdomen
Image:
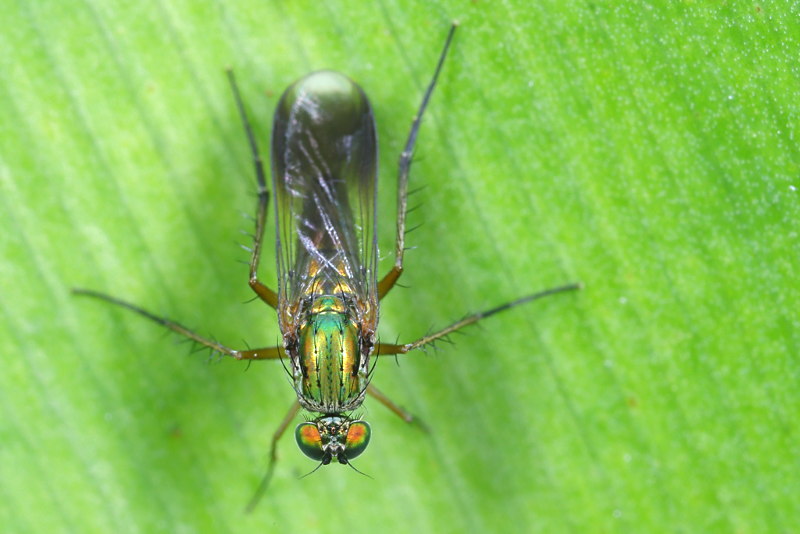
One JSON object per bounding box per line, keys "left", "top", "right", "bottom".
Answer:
{"left": 296, "top": 296, "right": 366, "bottom": 412}
{"left": 271, "top": 70, "right": 379, "bottom": 322}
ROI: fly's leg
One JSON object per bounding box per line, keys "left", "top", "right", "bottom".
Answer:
{"left": 245, "top": 400, "right": 302, "bottom": 513}
{"left": 367, "top": 383, "right": 413, "bottom": 423}
{"left": 227, "top": 69, "right": 279, "bottom": 309}
{"left": 75, "top": 287, "right": 295, "bottom": 509}
{"left": 376, "top": 283, "right": 581, "bottom": 355}
{"left": 72, "top": 289, "right": 284, "bottom": 360}
{"left": 378, "top": 23, "right": 458, "bottom": 300}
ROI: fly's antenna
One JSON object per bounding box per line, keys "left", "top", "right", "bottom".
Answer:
{"left": 344, "top": 460, "right": 373, "bottom": 479}
{"left": 299, "top": 462, "right": 325, "bottom": 480}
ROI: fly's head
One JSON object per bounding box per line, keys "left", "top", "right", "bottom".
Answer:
{"left": 295, "top": 415, "right": 371, "bottom": 465}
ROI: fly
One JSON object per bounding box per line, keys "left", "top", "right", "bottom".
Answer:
{"left": 73, "top": 23, "right": 580, "bottom": 511}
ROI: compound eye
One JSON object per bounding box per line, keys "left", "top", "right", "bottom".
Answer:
{"left": 344, "top": 421, "right": 371, "bottom": 460}
{"left": 295, "top": 422, "right": 325, "bottom": 461}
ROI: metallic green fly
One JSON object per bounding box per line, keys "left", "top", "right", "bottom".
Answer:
{"left": 74, "top": 24, "right": 579, "bottom": 510}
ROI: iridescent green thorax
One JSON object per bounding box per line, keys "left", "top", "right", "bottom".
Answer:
{"left": 294, "top": 295, "right": 368, "bottom": 413}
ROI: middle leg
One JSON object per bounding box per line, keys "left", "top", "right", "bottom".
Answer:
{"left": 376, "top": 283, "right": 581, "bottom": 356}
{"left": 72, "top": 289, "right": 284, "bottom": 360}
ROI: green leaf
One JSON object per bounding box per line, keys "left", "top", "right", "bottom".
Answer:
{"left": 2, "top": 1, "right": 797, "bottom": 532}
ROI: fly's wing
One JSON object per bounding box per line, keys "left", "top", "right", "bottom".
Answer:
{"left": 271, "top": 71, "right": 378, "bottom": 329}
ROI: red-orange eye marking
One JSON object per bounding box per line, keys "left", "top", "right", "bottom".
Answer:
{"left": 298, "top": 424, "right": 322, "bottom": 446}
{"left": 344, "top": 421, "right": 371, "bottom": 459}
{"left": 295, "top": 422, "right": 326, "bottom": 461}
{"left": 346, "top": 423, "right": 368, "bottom": 446}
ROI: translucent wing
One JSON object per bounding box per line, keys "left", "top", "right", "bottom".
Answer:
{"left": 270, "top": 71, "right": 378, "bottom": 331}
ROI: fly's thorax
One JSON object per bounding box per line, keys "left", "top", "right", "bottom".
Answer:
{"left": 292, "top": 295, "right": 372, "bottom": 413}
